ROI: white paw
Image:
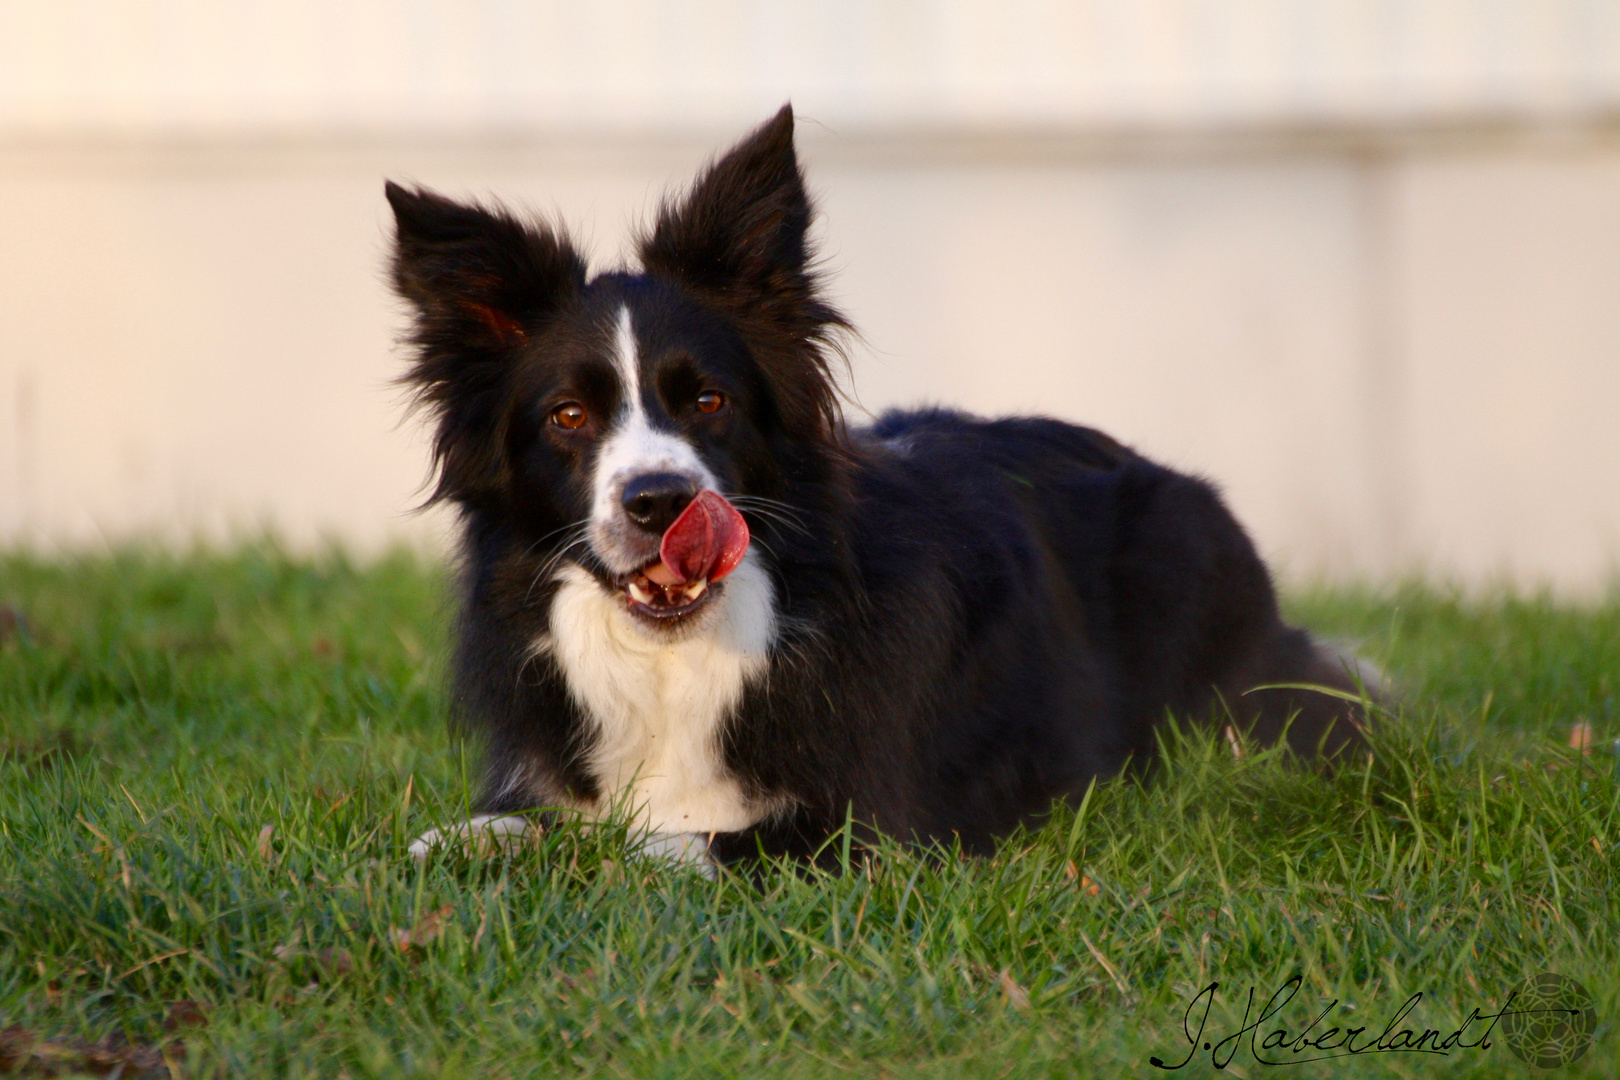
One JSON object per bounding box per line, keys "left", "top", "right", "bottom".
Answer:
{"left": 408, "top": 813, "right": 534, "bottom": 859}
{"left": 633, "top": 831, "right": 719, "bottom": 879}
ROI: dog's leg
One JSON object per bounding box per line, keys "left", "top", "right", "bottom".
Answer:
{"left": 1316, "top": 641, "right": 1393, "bottom": 700}
{"left": 408, "top": 813, "right": 533, "bottom": 859}
{"left": 1236, "top": 628, "right": 1387, "bottom": 757}
{"left": 410, "top": 817, "right": 719, "bottom": 878}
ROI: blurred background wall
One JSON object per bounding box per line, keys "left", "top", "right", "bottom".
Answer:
{"left": 2, "top": 1, "right": 1618, "bottom": 591}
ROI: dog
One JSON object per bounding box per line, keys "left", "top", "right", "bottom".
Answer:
{"left": 390, "top": 105, "right": 1373, "bottom": 870}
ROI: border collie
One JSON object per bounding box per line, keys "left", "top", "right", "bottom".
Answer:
{"left": 391, "top": 105, "right": 1371, "bottom": 869}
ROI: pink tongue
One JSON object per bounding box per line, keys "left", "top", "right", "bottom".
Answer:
{"left": 652, "top": 490, "right": 750, "bottom": 585}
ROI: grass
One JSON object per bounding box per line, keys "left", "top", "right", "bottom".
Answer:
{"left": 0, "top": 544, "right": 1616, "bottom": 1078}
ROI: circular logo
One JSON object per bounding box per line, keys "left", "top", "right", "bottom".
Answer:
{"left": 1501, "top": 974, "right": 1597, "bottom": 1068}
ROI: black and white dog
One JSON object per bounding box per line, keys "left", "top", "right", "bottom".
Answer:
{"left": 392, "top": 106, "right": 1371, "bottom": 868}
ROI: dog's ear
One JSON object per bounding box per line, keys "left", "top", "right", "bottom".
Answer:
{"left": 387, "top": 182, "right": 586, "bottom": 504}
{"left": 639, "top": 105, "right": 849, "bottom": 443}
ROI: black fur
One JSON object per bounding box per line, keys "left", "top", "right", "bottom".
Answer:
{"left": 387, "top": 105, "right": 1370, "bottom": 864}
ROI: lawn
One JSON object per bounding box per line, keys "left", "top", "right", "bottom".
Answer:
{"left": 1, "top": 545, "right": 1615, "bottom": 1078}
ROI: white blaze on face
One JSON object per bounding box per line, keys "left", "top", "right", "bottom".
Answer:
{"left": 588, "top": 305, "right": 717, "bottom": 575}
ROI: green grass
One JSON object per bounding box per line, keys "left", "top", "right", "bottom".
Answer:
{"left": 1, "top": 545, "right": 1616, "bottom": 1078}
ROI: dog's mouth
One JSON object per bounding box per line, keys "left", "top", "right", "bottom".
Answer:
{"left": 617, "top": 490, "right": 749, "bottom": 624}
{"left": 621, "top": 560, "right": 717, "bottom": 619}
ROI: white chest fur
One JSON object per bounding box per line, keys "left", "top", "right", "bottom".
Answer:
{"left": 542, "top": 558, "right": 776, "bottom": 833}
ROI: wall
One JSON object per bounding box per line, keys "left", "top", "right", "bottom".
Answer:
{"left": 3, "top": 2, "right": 1619, "bottom": 590}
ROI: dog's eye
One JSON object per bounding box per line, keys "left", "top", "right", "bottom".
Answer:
{"left": 551, "top": 402, "right": 588, "bottom": 430}
{"left": 696, "top": 391, "right": 726, "bottom": 415}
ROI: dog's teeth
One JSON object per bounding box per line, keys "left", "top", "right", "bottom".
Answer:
{"left": 683, "top": 579, "right": 708, "bottom": 601}
{"left": 627, "top": 579, "right": 654, "bottom": 605}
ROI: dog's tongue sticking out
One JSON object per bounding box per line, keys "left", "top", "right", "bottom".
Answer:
{"left": 645, "top": 491, "right": 749, "bottom": 588}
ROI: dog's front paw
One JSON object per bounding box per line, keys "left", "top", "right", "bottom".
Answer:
{"left": 633, "top": 832, "right": 720, "bottom": 879}
{"left": 408, "top": 813, "right": 534, "bottom": 859}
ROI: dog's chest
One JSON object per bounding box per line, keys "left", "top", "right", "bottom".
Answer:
{"left": 543, "top": 561, "right": 776, "bottom": 833}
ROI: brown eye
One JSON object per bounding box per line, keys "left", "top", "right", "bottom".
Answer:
{"left": 551, "top": 402, "right": 588, "bottom": 430}
{"left": 696, "top": 390, "right": 726, "bottom": 415}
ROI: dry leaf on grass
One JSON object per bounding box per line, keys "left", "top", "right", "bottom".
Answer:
{"left": 316, "top": 947, "right": 356, "bottom": 974}
{"left": 390, "top": 905, "right": 454, "bottom": 951}
{"left": 1064, "top": 861, "right": 1101, "bottom": 895}
{"left": 273, "top": 944, "right": 355, "bottom": 976}
{"left": 1569, "top": 722, "right": 1595, "bottom": 753}
{"left": 998, "top": 968, "right": 1030, "bottom": 1011}
{"left": 163, "top": 1000, "right": 209, "bottom": 1032}
{"left": 0, "top": 1024, "right": 173, "bottom": 1078}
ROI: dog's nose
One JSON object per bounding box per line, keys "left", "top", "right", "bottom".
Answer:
{"left": 621, "top": 473, "right": 698, "bottom": 534}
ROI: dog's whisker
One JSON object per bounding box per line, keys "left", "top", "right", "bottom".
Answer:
{"left": 731, "top": 502, "right": 813, "bottom": 538}
{"left": 536, "top": 534, "right": 590, "bottom": 584}
{"left": 730, "top": 495, "right": 811, "bottom": 523}
{"left": 526, "top": 531, "right": 593, "bottom": 605}
{"left": 747, "top": 536, "right": 781, "bottom": 563}
{"left": 520, "top": 517, "right": 593, "bottom": 559}
{"left": 735, "top": 504, "right": 803, "bottom": 526}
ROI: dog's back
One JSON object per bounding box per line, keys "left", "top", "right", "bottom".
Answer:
{"left": 707, "top": 409, "right": 1369, "bottom": 857}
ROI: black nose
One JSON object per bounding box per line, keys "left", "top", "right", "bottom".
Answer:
{"left": 621, "top": 473, "right": 698, "bottom": 534}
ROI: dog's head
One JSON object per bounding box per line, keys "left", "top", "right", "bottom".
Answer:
{"left": 388, "top": 106, "right": 847, "bottom": 629}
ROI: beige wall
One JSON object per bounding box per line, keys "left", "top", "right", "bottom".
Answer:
{"left": 6, "top": 1, "right": 1618, "bottom": 135}
{"left": 4, "top": 130, "right": 1619, "bottom": 591}
{"left": 4, "top": 1, "right": 1620, "bottom": 590}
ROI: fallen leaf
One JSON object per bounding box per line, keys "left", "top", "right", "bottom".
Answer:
{"left": 390, "top": 905, "right": 454, "bottom": 951}
{"left": 998, "top": 968, "right": 1030, "bottom": 1011}
{"left": 1569, "top": 722, "right": 1596, "bottom": 753}
{"left": 256, "top": 824, "right": 275, "bottom": 859}
{"left": 316, "top": 947, "right": 355, "bottom": 974}
{"left": 164, "top": 1000, "right": 209, "bottom": 1031}
{"left": 0, "top": 1023, "right": 173, "bottom": 1078}
{"left": 1080, "top": 875, "right": 1101, "bottom": 897}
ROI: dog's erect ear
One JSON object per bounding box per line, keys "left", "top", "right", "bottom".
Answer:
{"left": 640, "top": 105, "right": 813, "bottom": 298}
{"left": 386, "top": 182, "right": 586, "bottom": 504}
{"left": 639, "top": 105, "right": 849, "bottom": 442}
{"left": 387, "top": 182, "right": 582, "bottom": 345}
